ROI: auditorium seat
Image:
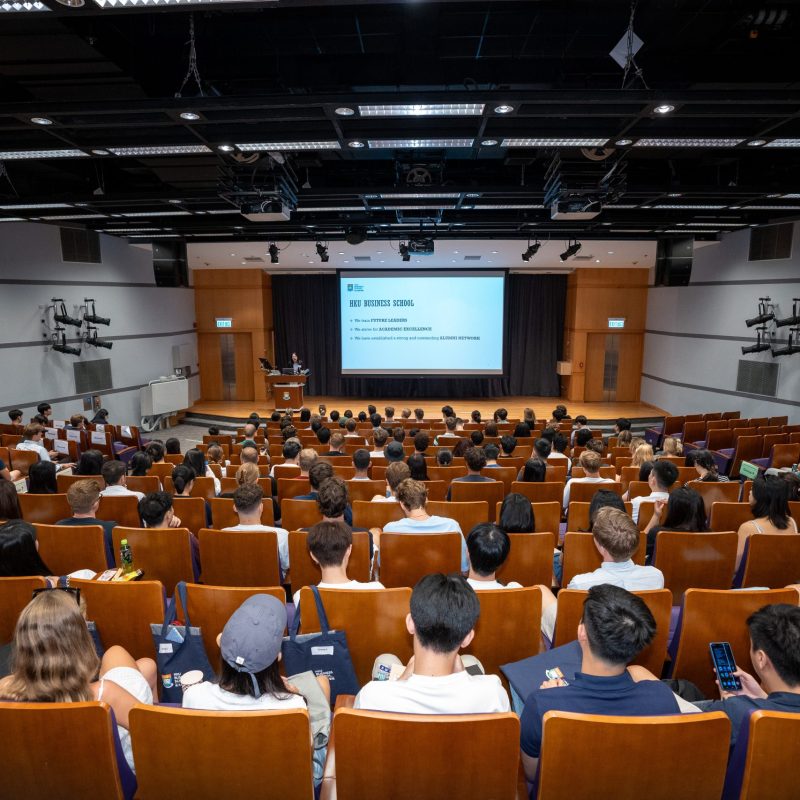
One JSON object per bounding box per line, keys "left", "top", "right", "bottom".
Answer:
{"left": 552, "top": 589, "right": 672, "bottom": 675}
{"left": 495, "top": 532, "right": 555, "bottom": 587}
{"left": 344, "top": 478, "right": 385, "bottom": 503}
{"left": 510, "top": 481, "right": 563, "bottom": 504}
{"left": 18, "top": 492, "right": 72, "bottom": 525}
{"left": 111, "top": 527, "right": 195, "bottom": 594}
{"left": 70, "top": 578, "right": 165, "bottom": 662}
{"left": 487, "top": 466, "right": 518, "bottom": 496}
{"left": 531, "top": 501, "right": 562, "bottom": 545}
{"left": 280, "top": 499, "right": 322, "bottom": 531}
{"left": 35, "top": 522, "right": 107, "bottom": 574}
{"left": 219, "top": 476, "right": 271, "bottom": 494}
{"left": 429, "top": 500, "right": 488, "bottom": 533}
{"left": 379, "top": 532, "right": 462, "bottom": 588}
{"left": 568, "top": 480, "right": 623, "bottom": 504}
{"left": 738, "top": 534, "right": 800, "bottom": 589}
{"left": 321, "top": 708, "right": 524, "bottom": 800}
{"left": 271, "top": 463, "right": 302, "bottom": 480}
{"left": 179, "top": 583, "right": 286, "bottom": 672}
{"left": 351, "top": 499, "right": 404, "bottom": 529}
{"left": 299, "top": 587, "right": 412, "bottom": 685}
{"left": 545, "top": 464, "right": 568, "bottom": 484}
{"left": 566, "top": 500, "right": 634, "bottom": 533}
{"left": 536, "top": 710, "right": 730, "bottom": 800}
{"left": 0, "top": 576, "right": 47, "bottom": 643}
{"left": 162, "top": 475, "right": 217, "bottom": 501}
{"left": 710, "top": 502, "right": 754, "bottom": 532}
{"left": 147, "top": 463, "right": 174, "bottom": 481}
{"left": 208, "top": 496, "right": 275, "bottom": 528}
{"left": 277, "top": 476, "right": 312, "bottom": 503}
{"left": 570, "top": 466, "right": 616, "bottom": 480}
{"left": 560, "top": 531, "right": 646, "bottom": 588}
{"left": 427, "top": 465, "right": 468, "bottom": 485}
{"left": 130, "top": 706, "right": 313, "bottom": 799}
{"left": 124, "top": 475, "right": 160, "bottom": 495}
{"left": 170, "top": 496, "right": 207, "bottom": 535}
{"left": 97, "top": 494, "right": 141, "bottom": 529}
{"left": 449, "top": 480, "right": 505, "bottom": 521}
{"left": 689, "top": 481, "right": 743, "bottom": 519}
{"left": 288, "top": 530, "right": 372, "bottom": 593}
{"left": 198, "top": 528, "right": 281, "bottom": 588}
{"left": 421, "top": 479, "right": 447, "bottom": 501}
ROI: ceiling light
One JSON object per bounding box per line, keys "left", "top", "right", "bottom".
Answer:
{"left": 179, "top": 111, "right": 200, "bottom": 121}
{"left": 664, "top": 229, "right": 718, "bottom": 234}
{"left": 604, "top": 204, "right": 638, "bottom": 209}
{"left": 560, "top": 240, "right": 582, "bottom": 261}
{"left": 217, "top": 144, "right": 235, "bottom": 152}
{"left": 781, "top": 194, "right": 800, "bottom": 199}
{"left": 205, "top": 209, "right": 241, "bottom": 215}
{"left": 0, "top": 217, "right": 25, "bottom": 222}
{"left": 607, "top": 251, "right": 614, "bottom": 254}
{"left": 369, "top": 193, "right": 461, "bottom": 199}
{"left": 494, "top": 105, "right": 514, "bottom": 114}
{"left": 481, "top": 139, "right": 499, "bottom": 146}
{"left": 91, "top": 149, "right": 110, "bottom": 156}
{"left": 296, "top": 206, "right": 365, "bottom": 212}
{"left": 0, "top": 203, "right": 71, "bottom": 209}
{"left": 359, "top": 103, "right": 484, "bottom": 117}
{"left": 634, "top": 138, "right": 743, "bottom": 147}
{"left": 764, "top": 140, "right": 800, "bottom": 147}
{"left": 521, "top": 241, "right": 541, "bottom": 262}
{"left": 381, "top": 204, "right": 456, "bottom": 210}
{"left": 685, "top": 222, "right": 743, "bottom": 226}
{"left": 742, "top": 205, "right": 800, "bottom": 210}
{"left": 502, "top": 138, "right": 608, "bottom": 147}
{"left": 650, "top": 204, "right": 727, "bottom": 210}
{"left": 108, "top": 145, "right": 212, "bottom": 156}
{"left": 315, "top": 242, "right": 329, "bottom": 262}
{"left": 747, "top": 139, "right": 767, "bottom": 147}
{"left": 120, "top": 210, "right": 192, "bottom": 217}
{"left": 30, "top": 116, "right": 53, "bottom": 125}
{"left": 367, "top": 138, "right": 474, "bottom": 148}
{"left": 127, "top": 234, "right": 181, "bottom": 238}
{"left": 653, "top": 104, "right": 675, "bottom": 114}
{"left": 348, "top": 141, "right": 365, "bottom": 148}
{"left": 104, "top": 228, "right": 162, "bottom": 233}
{"left": 474, "top": 204, "right": 544, "bottom": 209}
{"left": 335, "top": 107, "right": 355, "bottom": 116}
{"left": 236, "top": 141, "right": 340, "bottom": 151}
{"left": 0, "top": 2, "right": 48, "bottom": 11}
{"left": 615, "top": 139, "right": 633, "bottom": 146}
{"left": 42, "top": 214, "right": 106, "bottom": 220}
{"left": 95, "top": 0, "right": 267, "bottom": 5}
{"left": 667, "top": 192, "right": 682, "bottom": 197}
{"left": 0, "top": 149, "right": 87, "bottom": 160}
{"left": 268, "top": 243, "right": 279, "bottom": 264}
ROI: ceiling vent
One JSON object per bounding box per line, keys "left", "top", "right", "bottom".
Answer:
{"left": 463, "top": 255, "right": 482, "bottom": 261}
{"left": 353, "top": 256, "right": 371, "bottom": 262}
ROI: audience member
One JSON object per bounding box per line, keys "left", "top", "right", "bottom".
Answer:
{"left": 562, "top": 450, "right": 615, "bottom": 508}
{"left": 644, "top": 486, "right": 708, "bottom": 560}
{"left": 407, "top": 453, "right": 429, "bottom": 481}
{"left": 372, "top": 461, "right": 411, "bottom": 502}
{"left": 436, "top": 449, "right": 454, "bottom": 466}
{"left": 74, "top": 449, "right": 104, "bottom": 476}
{"left": 447, "top": 447, "right": 493, "bottom": 500}
{"left": 100, "top": 460, "right": 144, "bottom": 500}
{"left": 165, "top": 438, "right": 181, "bottom": 455}
{"left": 0, "top": 481, "right": 22, "bottom": 521}
{"left": 549, "top": 435, "right": 570, "bottom": 463}
{"left": 466, "top": 523, "right": 522, "bottom": 590}
{"left": 499, "top": 435, "right": 516, "bottom": 457}
{"left": 327, "top": 432, "right": 346, "bottom": 456}
{"left": 574, "top": 428, "right": 594, "bottom": 449}
{"left": 144, "top": 441, "right": 166, "bottom": 464}
{"left": 413, "top": 431, "right": 429, "bottom": 455}
{"left": 470, "top": 430, "right": 484, "bottom": 447}
{"left": 0, "top": 520, "right": 54, "bottom": 579}
{"left": 570, "top": 415, "right": 589, "bottom": 445}
{"left": 519, "top": 458, "right": 547, "bottom": 483}
{"left": 370, "top": 428, "right": 389, "bottom": 457}
{"left": 16, "top": 423, "right": 62, "bottom": 465}
{"left": 513, "top": 422, "right": 531, "bottom": 439}
{"left": 691, "top": 450, "right": 729, "bottom": 483}
{"left": 484, "top": 443, "right": 501, "bottom": 467}
{"left": 658, "top": 436, "right": 683, "bottom": 457}
{"left": 401, "top": 408, "right": 412, "bottom": 420}
{"left": 56, "top": 480, "right": 116, "bottom": 567}
{"left": 470, "top": 410, "right": 482, "bottom": 424}
{"left": 36, "top": 402, "right": 52, "bottom": 420}
{"left": 532, "top": 438, "right": 552, "bottom": 462}
{"left": 484, "top": 422, "right": 499, "bottom": 438}
{"left": 629, "top": 460, "right": 678, "bottom": 523}
{"left": 27, "top": 461, "right": 57, "bottom": 494}
{"left": 736, "top": 475, "right": 798, "bottom": 569}
{"left": 7, "top": 409, "right": 23, "bottom": 425}
{"left": 351, "top": 449, "right": 371, "bottom": 480}
{"left": 297, "top": 448, "right": 319, "bottom": 477}
{"left": 127, "top": 452, "right": 152, "bottom": 478}
{"left": 385, "top": 441, "right": 405, "bottom": 463}
{"left": 138, "top": 491, "right": 183, "bottom": 529}
{"left": 270, "top": 440, "right": 301, "bottom": 477}
{"left": 184, "top": 448, "right": 221, "bottom": 495}
{"left": 498, "top": 493, "right": 535, "bottom": 533}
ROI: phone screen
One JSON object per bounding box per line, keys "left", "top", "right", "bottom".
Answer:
{"left": 710, "top": 641, "right": 742, "bottom": 692}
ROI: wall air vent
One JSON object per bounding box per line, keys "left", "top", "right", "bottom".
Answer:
{"left": 736, "top": 359, "right": 779, "bottom": 397}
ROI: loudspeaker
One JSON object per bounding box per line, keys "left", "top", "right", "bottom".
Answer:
{"left": 655, "top": 237, "right": 693, "bottom": 286}
{"left": 153, "top": 242, "right": 188, "bottom": 287}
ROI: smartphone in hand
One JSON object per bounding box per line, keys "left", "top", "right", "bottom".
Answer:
{"left": 710, "top": 641, "right": 742, "bottom": 692}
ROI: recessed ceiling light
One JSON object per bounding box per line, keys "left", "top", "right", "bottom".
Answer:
{"left": 0, "top": 149, "right": 87, "bottom": 160}
{"left": 607, "top": 251, "right": 614, "bottom": 254}
{"left": 502, "top": 138, "right": 608, "bottom": 147}
{"left": 30, "top": 116, "right": 53, "bottom": 125}
{"left": 0, "top": 2, "right": 48, "bottom": 11}
{"left": 481, "top": 139, "right": 499, "bottom": 146}
{"left": 217, "top": 144, "right": 235, "bottom": 152}
{"left": 367, "top": 138, "right": 474, "bottom": 148}
{"left": 494, "top": 105, "right": 514, "bottom": 114}
{"left": 615, "top": 139, "right": 633, "bottom": 146}
{"left": 236, "top": 141, "right": 340, "bottom": 151}
{"left": 359, "top": 103, "right": 484, "bottom": 117}
{"left": 109, "top": 145, "right": 212, "bottom": 156}
{"left": 595, "top": 259, "right": 601, "bottom": 263}
{"left": 179, "top": 111, "right": 200, "bottom": 121}
{"left": 335, "top": 107, "right": 355, "bottom": 116}
{"left": 634, "top": 138, "right": 743, "bottom": 147}
{"left": 767, "top": 193, "right": 781, "bottom": 198}
{"left": 338, "top": 252, "right": 345, "bottom": 255}
{"left": 764, "top": 139, "right": 800, "bottom": 147}
{"left": 348, "top": 141, "right": 365, "bottom": 148}
{"left": 230, "top": 253, "right": 236, "bottom": 256}
{"left": 653, "top": 104, "right": 675, "bottom": 114}
{"left": 748, "top": 139, "right": 767, "bottom": 147}
{"left": 91, "top": 149, "right": 110, "bottom": 156}
{"left": 491, "top": 250, "right": 498, "bottom": 254}
{"left": 667, "top": 192, "right": 682, "bottom": 197}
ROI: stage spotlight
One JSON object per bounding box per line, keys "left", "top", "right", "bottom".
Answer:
{"left": 315, "top": 242, "right": 329, "bottom": 263}
{"left": 399, "top": 242, "right": 410, "bottom": 262}
{"left": 83, "top": 298, "right": 110, "bottom": 326}
{"left": 746, "top": 297, "right": 775, "bottom": 328}
{"left": 772, "top": 327, "right": 800, "bottom": 357}
{"left": 52, "top": 299, "right": 83, "bottom": 329}
{"left": 776, "top": 298, "right": 800, "bottom": 328}
{"left": 741, "top": 326, "right": 772, "bottom": 355}
{"left": 51, "top": 328, "right": 81, "bottom": 356}
{"left": 521, "top": 241, "right": 541, "bottom": 262}
{"left": 84, "top": 325, "right": 113, "bottom": 350}
{"left": 268, "top": 243, "right": 279, "bottom": 264}
{"left": 559, "top": 240, "right": 582, "bottom": 261}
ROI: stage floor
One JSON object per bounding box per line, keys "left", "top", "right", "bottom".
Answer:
{"left": 188, "top": 397, "right": 668, "bottom": 423}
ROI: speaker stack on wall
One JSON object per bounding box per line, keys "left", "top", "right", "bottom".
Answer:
{"left": 654, "top": 237, "right": 693, "bottom": 287}
{"left": 153, "top": 242, "right": 189, "bottom": 287}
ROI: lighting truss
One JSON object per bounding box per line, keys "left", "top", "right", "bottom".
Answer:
{"left": 633, "top": 138, "right": 744, "bottom": 147}
{"left": 501, "top": 138, "right": 609, "bottom": 147}
{"left": 367, "top": 139, "right": 474, "bottom": 148}
{"left": 108, "top": 145, "right": 212, "bottom": 156}
{"left": 235, "top": 141, "right": 340, "bottom": 151}
{"left": 358, "top": 104, "right": 485, "bottom": 117}
{"left": 472, "top": 204, "right": 545, "bottom": 210}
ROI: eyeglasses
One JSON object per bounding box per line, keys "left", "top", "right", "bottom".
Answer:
{"left": 32, "top": 587, "right": 81, "bottom": 604}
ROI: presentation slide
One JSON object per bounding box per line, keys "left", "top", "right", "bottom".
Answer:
{"left": 340, "top": 270, "right": 505, "bottom": 375}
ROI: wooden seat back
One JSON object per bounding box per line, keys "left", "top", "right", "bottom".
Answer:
{"left": 553, "top": 588, "right": 673, "bottom": 674}
{"left": 706, "top": 428, "right": 734, "bottom": 451}
{"left": 198, "top": 528, "right": 281, "bottom": 587}
{"left": 351, "top": 499, "right": 404, "bottom": 529}
{"left": 427, "top": 500, "right": 488, "bottom": 536}
{"left": 97, "top": 494, "right": 141, "bottom": 528}
{"left": 740, "top": 533, "right": 800, "bottom": 588}
{"left": 683, "top": 420, "right": 707, "bottom": 443}
{"left": 571, "top": 466, "right": 616, "bottom": 480}
{"left": 8, "top": 448, "right": 38, "bottom": 477}
{"left": 688, "top": 481, "right": 743, "bottom": 519}
{"left": 531, "top": 501, "right": 562, "bottom": 545}
{"left": 771, "top": 443, "right": 800, "bottom": 469}
{"left": 537, "top": 710, "right": 730, "bottom": 800}
{"left": 735, "top": 710, "right": 800, "bottom": 800}
{"left": 463, "top": 587, "right": 542, "bottom": 678}
{"left": 70, "top": 578, "right": 165, "bottom": 660}
{"left": 672, "top": 588, "right": 799, "bottom": 697}
{"left": 566, "top": 501, "right": 633, "bottom": 533}
{"left": 35, "top": 523, "right": 107, "bottom": 574}
{"left": 568, "top": 480, "right": 623, "bottom": 504}
{"left": 288, "top": 530, "right": 371, "bottom": 594}
{"left": 0, "top": 702, "right": 127, "bottom": 799}
{"left": 208, "top": 496, "right": 275, "bottom": 529}
{"left": 653, "top": 531, "right": 738, "bottom": 600}
{"left": 710, "top": 502, "right": 754, "bottom": 532}
{"left": 427, "top": 465, "right": 468, "bottom": 485}
{"left": 147, "top": 462, "right": 174, "bottom": 481}
{"left": 485, "top": 466, "right": 518, "bottom": 496}
{"left": 281, "top": 498, "right": 322, "bottom": 532}
{"left": 299, "top": 587, "right": 412, "bottom": 685}
{"left": 0, "top": 576, "right": 47, "bottom": 643}
{"left": 619, "top": 465, "right": 639, "bottom": 492}
{"left": 379, "top": 532, "right": 462, "bottom": 588}
{"left": 344, "top": 479, "right": 386, "bottom": 503}
{"left": 495, "top": 533, "right": 555, "bottom": 587}
{"left": 130, "top": 706, "right": 313, "bottom": 799}
{"left": 56, "top": 472, "right": 101, "bottom": 492}
{"left": 18, "top": 492, "right": 72, "bottom": 525}
{"left": 728, "top": 435, "right": 764, "bottom": 478}
{"left": 510, "top": 481, "right": 563, "bottom": 504}
{"left": 170, "top": 496, "right": 207, "bottom": 534}
{"left": 561, "top": 531, "right": 646, "bottom": 588}
{"left": 273, "top": 463, "right": 302, "bottom": 480}
{"left": 219, "top": 476, "right": 271, "bottom": 494}
{"left": 449, "top": 480, "right": 505, "bottom": 521}
{"left": 124, "top": 475, "right": 160, "bottom": 495}
{"left": 277, "top": 477, "right": 312, "bottom": 503}
{"left": 163, "top": 475, "right": 217, "bottom": 501}
{"left": 326, "top": 708, "right": 522, "bottom": 800}
{"left": 111, "top": 527, "right": 195, "bottom": 594}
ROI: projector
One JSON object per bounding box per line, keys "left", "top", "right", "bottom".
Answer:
{"left": 240, "top": 200, "right": 291, "bottom": 222}
{"left": 408, "top": 236, "right": 435, "bottom": 255}
{"left": 550, "top": 199, "right": 602, "bottom": 221}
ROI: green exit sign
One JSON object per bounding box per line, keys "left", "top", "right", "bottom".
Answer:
{"left": 215, "top": 318, "right": 233, "bottom": 329}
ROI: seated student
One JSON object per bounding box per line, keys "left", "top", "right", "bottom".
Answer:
{"left": 16, "top": 423, "right": 71, "bottom": 469}
{"left": 172, "top": 464, "right": 212, "bottom": 527}
{"left": 693, "top": 604, "right": 800, "bottom": 746}
{"left": 499, "top": 434, "right": 517, "bottom": 458}
{"left": 372, "top": 461, "right": 411, "bottom": 502}
{"left": 295, "top": 463, "right": 354, "bottom": 527}
{"left": 690, "top": 449, "right": 729, "bottom": 483}
{"left": 354, "top": 574, "right": 510, "bottom": 713}
{"left": 493, "top": 408, "right": 509, "bottom": 424}
{"left": 499, "top": 492, "right": 535, "bottom": 533}
{"left": 270, "top": 440, "right": 302, "bottom": 478}
{"left": 413, "top": 431, "right": 429, "bottom": 456}
{"left": 657, "top": 436, "right": 683, "bottom": 458}
{"left": 357, "top": 411, "right": 368, "bottom": 423}
{"left": 383, "top": 406, "right": 396, "bottom": 425}
{"left": 523, "top": 407, "right": 536, "bottom": 427}
{"left": 585, "top": 438, "right": 605, "bottom": 456}
{"left": 466, "top": 523, "right": 522, "bottom": 590}
{"left": 369, "top": 412, "right": 383, "bottom": 431}
{"left": 351, "top": 448, "right": 371, "bottom": 480}
{"left": 127, "top": 452, "right": 152, "bottom": 479}
{"left": 436, "top": 449, "right": 454, "bottom": 467}
{"left": 392, "top": 427, "right": 406, "bottom": 445}
{"left": 184, "top": 447, "right": 221, "bottom": 496}
{"left": 238, "top": 422, "right": 260, "bottom": 449}
{"left": 573, "top": 427, "right": 594, "bottom": 452}
{"left": 513, "top": 422, "right": 531, "bottom": 439}
{"left": 26, "top": 461, "right": 57, "bottom": 494}
{"left": 74, "top": 449, "right": 104, "bottom": 477}
{"left": 643, "top": 486, "right": 708, "bottom": 561}
{"left": 56, "top": 480, "right": 117, "bottom": 568}
{"left": 518, "top": 458, "right": 547, "bottom": 483}
{"left": 0, "top": 590, "right": 156, "bottom": 772}
{"left": 470, "top": 409, "right": 482, "bottom": 424}
{"left": 0, "top": 452, "right": 21, "bottom": 483}
{"left": 327, "top": 432, "right": 346, "bottom": 456}
{"left": 539, "top": 507, "right": 664, "bottom": 640}
{"left": 549, "top": 435, "right": 571, "bottom": 464}
{"left": 297, "top": 448, "right": 319, "bottom": 478}
{"left": 520, "top": 584, "right": 680, "bottom": 779}
{"left": 36, "top": 402, "right": 53, "bottom": 421}
{"left": 100, "top": 460, "right": 144, "bottom": 500}
{"left": 435, "top": 416, "right": 459, "bottom": 444}
{"left": 343, "top": 418, "right": 361, "bottom": 439}
{"left": 205, "top": 444, "right": 228, "bottom": 478}
{"left": 0, "top": 482, "right": 21, "bottom": 521}
{"left": 606, "top": 417, "right": 632, "bottom": 445}
{"left": 65, "top": 413, "right": 86, "bottom": 432}
{"left": 470, "top": 430, "right": 485, "bottom": 448}
{"left": 736, "top": 475, "right": 798, "bottom": 570}
{"left": 407, "top": 453, "right": 429, "bottom": 481}
{"left": 483, "top": 443, "right": 501, "bottom": 468}
{"left": 570, "top": 415, "right": 590, "bottom": 446}
{"left": 7, "top": 409, "right": 23, "bottom": 426}
{"left": 451, "top": 438, "right": 471, "bottom": 458}
{"left": 370, "top": 428, "right": 389, "bottom": 458}
{"left": 207, "top": 425, "right": 221, "bottom": 436}
{"left": 413, "top": 407, "right": 425, "bottom": 423}
{"left": 532, "top": 437, "right": 552, "bottom": 464}
{"left": 144, "top": 440, "right": 166, "bottom": 464}
{"left": 562, "top": 450, "right": 615, "bottom": 509}
{"left": 384, "top": 441, "right": 405, "bottom": 464}
{"left": 292, "top": 520, "right": 384, "bottom": 606}
{"left": 382, "top": 479, "right": 468, "bottom": 572}
{"left": 165, "top": 437, "right": 181, "bottom": 456}
{"left": 223, "top": 484, "right": 289, "bottom": 577}
{"left": 447, "top": 447, "right": 495, "bottom": 500}
{"left": 401, "top": 407, "right": 412, "bottom": 420}
{"left": 441, "top": 404, "right": 455, "bottom": 423}
{"left": 138, "top": 491, "right": 183, "bottom": 529}
{"left": 629, "top": 460, "right": 678, "bottom": 524}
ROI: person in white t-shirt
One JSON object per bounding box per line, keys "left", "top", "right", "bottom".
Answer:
{"left": 371, "top": 460, "right": 410, "bottom": 502}
{"left": 466, "top": 523, "right": 522, "bottom": 590}
{"left": 354, "top": 573, "right": 510, "bottom": 714}
{"left": 16, "top": 422, "right": 73, "bottom": 468}
{"left": 292, "top": 519, "right": 383, "bottom": 606}
{"left": 223, "top": 484, "right": 290, "bottom": 575}
{"left": 629, "top": 460, "right": 678, "bottom": 524}
{"left": 562, "top": 450, "right": 616, "bottom": 509}
{"left": 99, "top": 460, "right": 144, "bottom": 501}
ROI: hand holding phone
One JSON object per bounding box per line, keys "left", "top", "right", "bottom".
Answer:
{"left": 710, "top": 641, "right": 742, "bottom": 693}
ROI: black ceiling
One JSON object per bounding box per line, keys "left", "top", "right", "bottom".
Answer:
{"left": 2, "top": 0, "right": 800, "bottom": 244}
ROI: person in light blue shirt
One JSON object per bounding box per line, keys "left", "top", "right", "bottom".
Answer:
{"left": 381, "top": 479, "right": 468, "bottom": 572}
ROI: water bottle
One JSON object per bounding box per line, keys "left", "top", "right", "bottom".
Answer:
{"left": 120, "top": 539, "right": 135, "bottom": 574}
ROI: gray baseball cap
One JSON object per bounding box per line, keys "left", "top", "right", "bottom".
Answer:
{"left": 219, "top": 594, "right": 286, "bottom": 696}
{"left": 385, "top": 441, "right": 405, "bottom": 462}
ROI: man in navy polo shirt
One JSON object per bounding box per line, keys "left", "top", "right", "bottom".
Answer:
{"left": 520, "top": 584, "right": 680, "bottom": 781}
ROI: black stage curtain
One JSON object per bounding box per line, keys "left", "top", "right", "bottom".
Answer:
{"left": 272, "top": 273, "right": 566, "bottom": 398}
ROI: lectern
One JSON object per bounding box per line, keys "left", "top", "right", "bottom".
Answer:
{"left": 263, "top": 374, "right": 307, "bottom": 411}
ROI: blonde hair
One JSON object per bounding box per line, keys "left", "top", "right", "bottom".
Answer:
{"left": 579, "top": 449, "right": 602, "bottom": 474}
{"left": 1, "top": 591, "right": 99, "bottom": 703}
{"left": 628, "top": 437, "right": 645, "bottom": 456}
{"left": 395, "top": 478, "right": 428, "bottom": 510}
{"left": 66, "top": 479, "right": 101, "bottom": 514}
{"left": 631, "top": 444, "right": 654, "bottom": 467}
{"left": 235, "top": 462, "right": 260, "bottom": 486}
{"left": 206, "top": 444, "right": 224, "bottom": 464}
{"left": 617, "top": 430, "right": 632, "bottom": 447}
{"left": 662, "top": 436, "right": 683, "bottom": 456}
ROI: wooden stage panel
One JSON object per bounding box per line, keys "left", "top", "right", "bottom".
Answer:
{"left": 188, "top": 397, "right": 669, "bottom": 421}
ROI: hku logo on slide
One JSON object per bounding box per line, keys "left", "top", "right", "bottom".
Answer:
{"left": 347, "top": 283, "right": 364, "bottom": 292}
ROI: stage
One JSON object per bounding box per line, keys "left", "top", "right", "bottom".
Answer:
{"left": 185, "top": 397, "right": 668, "bottom": 429}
